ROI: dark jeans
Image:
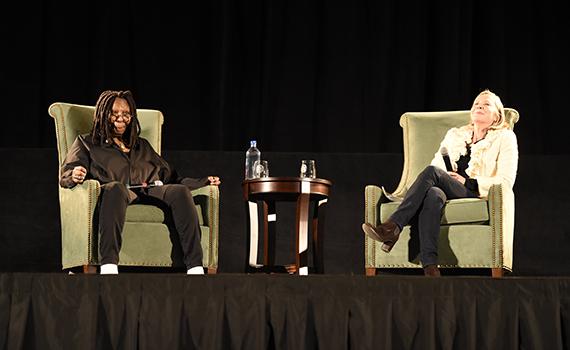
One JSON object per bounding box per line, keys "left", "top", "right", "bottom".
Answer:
{"left": 390, "top": 166, "right": 478, "bottom": 266}
{"left": 98, "top": 181, "right": 203, "bottom": 269}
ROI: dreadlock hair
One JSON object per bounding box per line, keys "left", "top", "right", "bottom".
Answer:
{"left": 91, "top": 90, "right": 141, "bottom": 148}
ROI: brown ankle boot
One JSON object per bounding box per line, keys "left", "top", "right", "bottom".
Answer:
{"left": 423, "top": 264, "right": 441, "bottom": 277}
{"left": 362, "top": 220, "right": 400, "bottom": 243}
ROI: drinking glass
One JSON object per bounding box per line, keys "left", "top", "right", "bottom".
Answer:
{"left": 254, "top": 160, "right": 269, "bottom": 178}
{"left": 300, "top": 160, "right": 316, "bottom": 179}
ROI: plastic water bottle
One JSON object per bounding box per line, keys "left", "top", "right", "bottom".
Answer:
{"left": 245, "top": 140, "right": 261, "bottom": 179}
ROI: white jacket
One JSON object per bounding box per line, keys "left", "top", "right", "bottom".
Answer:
{"left": 431, "top": 125, "right": 519, "bottom": 198}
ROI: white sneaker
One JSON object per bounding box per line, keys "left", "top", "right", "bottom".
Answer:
{"left": 100, "top": 263, "right": 119, "bottom": 275}
{"left": 187, "top": 266, "right": 205, "bottom": 275}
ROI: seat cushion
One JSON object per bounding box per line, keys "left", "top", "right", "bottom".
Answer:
{"left": 380, "top": 198, "right": 489, "bottom": 225}
{"left": 115, "top": 222, "right": 211, "bottom": 267}
{"left": 125, "top": 204, "right": 204, "bottom": 225}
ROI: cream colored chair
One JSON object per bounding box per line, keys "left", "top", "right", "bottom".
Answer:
{"left": 364, "top": 108, "right": 519, "bottom": 277}
{"left": 49, "top": 102, "right": 219, "bottom": 273}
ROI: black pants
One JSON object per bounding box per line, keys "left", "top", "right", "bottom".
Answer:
{"left": 389, "top": 166, "right": 478, "bottom": 266}
{"left": 98, "top": 181, "right": 203, "bottom": 269}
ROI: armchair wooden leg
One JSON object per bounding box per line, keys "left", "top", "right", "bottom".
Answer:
{"left": 365, "top": 267, "right": 377, "bottom": 276}
{"left": 83, "top": 265, "right": 97, "bottom": 274}
{"left": 491, "top": 268, "right": 503, "bottom": 278}
{"left": 207, "top": 267, "right": 217, "bottom": 275}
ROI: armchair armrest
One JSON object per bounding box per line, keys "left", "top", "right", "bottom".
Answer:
{"left": 364, "top": 185, "right": 394, "bottom": 225}
{"left": 191, "top": 185, "right": 220, "bottom": 270}
{"left": 59, "top": 180, "right": 101, "bottom": 269}
{"left": 487, "top": 183, "right": 515, "bottom": 271}
{"left": 364, "top": 184, "right": 385, "bottom": 269}
{"left": 364, "top": 185, "right": 382, "bottom": 226}
{"left": 191, "top": 185, "right": 220, "bottom": 229}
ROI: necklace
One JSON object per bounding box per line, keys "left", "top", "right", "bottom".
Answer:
{"left": 471, "top": 130, "right": 488, "bottom": 145}
{"left": 114, "top": 138, "right": 129, "bottom": 152}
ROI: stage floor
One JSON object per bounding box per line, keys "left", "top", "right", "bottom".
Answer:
{"left": 1, "top": 273, "right": 568, "bottom": 349}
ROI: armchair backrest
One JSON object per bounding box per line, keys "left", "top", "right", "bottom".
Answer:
{"left": 48, "top": 102, "right": 164, "bottom": 165}
{"left": 392, "top": 108, "right": 519, "bottom": 197}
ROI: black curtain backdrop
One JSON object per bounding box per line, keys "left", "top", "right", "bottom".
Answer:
{"left": 0, "top": 0, "right": 568, "bottom": 154}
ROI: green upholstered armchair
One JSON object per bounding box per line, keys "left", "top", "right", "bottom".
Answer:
{"left": 49, "top": 102, "right": 219, "bottom": 274}
{"left": 364, "top": 109, "right": 519, "bottom": 277}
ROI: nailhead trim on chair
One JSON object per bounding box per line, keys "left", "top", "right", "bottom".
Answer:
{"left": 87, "top": 181, "right": 100, "bottom": 264}
{"left": 364, "top": 187, "right": 369, "bottom": 267}
{"left": 497, "top": 186, "right": 505, "bottom": 269}
{"left": 87, "top": 185, "right": 93, "bottom": 263}
{"left": 208, "top": 185, "right": 214, "bottom": 268}
{"left": 370, "top": 188, "right": 377, "bottom": 267}
{"left": 379, "top": 263, "right": 496, "bottom": 268}
{"left": 364, "top": 186, "right": 378, "bottom": 269}
{"left": 213, "top": 186, "right": 220, "bottom": 269}
{"left": 489, "top": 185, "right": 504, "bottom": 268}
{"left": 118, "top": 262, "right": 172, "bottom": 267}
{"left": 489, "top": 188, "right": 496, "bottom": 267}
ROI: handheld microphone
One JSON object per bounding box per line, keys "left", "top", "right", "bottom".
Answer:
{"left": 440, "top": 147, "right": 453, "bottom": 171}
{"left": 127, "top": 180, "right": 164, "bottom": 189}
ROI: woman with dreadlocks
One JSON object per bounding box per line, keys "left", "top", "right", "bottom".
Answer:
{"left": 59, "top": 90, "right": 221, "bottom": 275}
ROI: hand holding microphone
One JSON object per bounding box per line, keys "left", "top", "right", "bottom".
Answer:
{"left": 440, "top": 147, "right": 453, "bottom": 171}
{"left": 441, "top": 147, "right": 466, "bottom": 184}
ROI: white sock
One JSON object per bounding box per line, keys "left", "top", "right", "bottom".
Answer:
{"left": 187, "top": 266, "right": 205, "bottom": 275}
{"left": 100, "top": 263, "right": 118, "bottom": 275}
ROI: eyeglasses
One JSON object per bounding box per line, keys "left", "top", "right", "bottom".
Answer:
{"left": 109, "top": 112, "right": 132, "bottom": 120}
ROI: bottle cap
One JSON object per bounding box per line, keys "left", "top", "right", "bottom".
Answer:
{"left": 250, "top": 140, "right": 257, "bottom": 147}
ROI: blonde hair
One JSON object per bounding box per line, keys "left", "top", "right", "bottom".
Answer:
{"left": 474, "top": 89, "right": 507, "bottom": 129}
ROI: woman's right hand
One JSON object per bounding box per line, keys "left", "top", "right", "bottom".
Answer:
{"left": 72, "top": 166, "right": 87, "bottom": 184}
{"left": 448, "top": 171, "right": 466, "bottom": 185}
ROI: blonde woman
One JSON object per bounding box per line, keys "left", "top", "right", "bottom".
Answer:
{"left": 362, "top": 89, "right": 518, "bottom": 276}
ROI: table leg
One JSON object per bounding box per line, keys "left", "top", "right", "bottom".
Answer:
{"left": 312, "top": 198, "right": 328, "bottom": 273}
{"left": 246, "top": 201, "right": 262, "bottom": 269}
{"left": 296, "top": 182, "right": 311, "bottom": 275}
{"left": 263, "top": 201, "right": 276, "bottom": 266}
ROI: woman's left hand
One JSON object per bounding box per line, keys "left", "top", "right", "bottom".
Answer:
{"left": 448, "top": 171, "right": 466, "bottom": 185}
{"left": 207, "top": 176, "right": 221, "bottom": 186}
